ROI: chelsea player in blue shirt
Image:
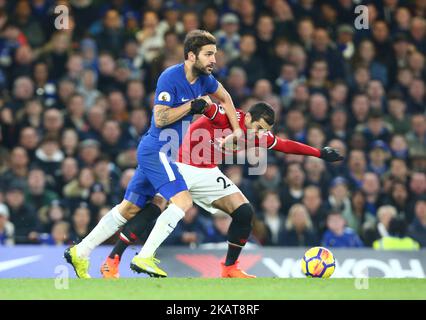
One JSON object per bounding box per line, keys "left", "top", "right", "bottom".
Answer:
{"left": 65, "top": 30, "right": 242, "bottom": 278}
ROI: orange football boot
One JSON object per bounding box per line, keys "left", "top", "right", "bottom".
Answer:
{"left": 100, "top": 254, "right": 120, "bottom": 279}
{"left": 221, "top": 261, "right": 256, "bottom": 278}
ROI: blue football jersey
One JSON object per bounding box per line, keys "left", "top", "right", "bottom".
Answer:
{"left": 142, "top": 63, "right": 218, "bottom": 152}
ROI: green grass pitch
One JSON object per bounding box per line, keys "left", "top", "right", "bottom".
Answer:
{"left": 1, "top": 278, "right": 426, "bottom": 300}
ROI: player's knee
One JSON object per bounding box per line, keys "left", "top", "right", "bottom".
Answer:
{"left": 117, "top": 200, "right": 141, "bottom": 220}
{"left": 151, "top": 195, "right": 168, "bottom": 211}
{"left": 170, "top": 191, "right": 193, "bottom": 212}
{"left": 231, "top": 203, "right": 254, "bottom": 227}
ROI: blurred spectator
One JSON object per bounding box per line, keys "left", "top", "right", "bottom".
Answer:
{"left": 0, "top": 146, "right": 29, "bottom": 190}
{"left": 385, "top": 92, "right": 410, "bottom": 134}
{"left": 364, "top": 205, "right": 398, "bottom": 247}
{"left": 285, "top": 108, "right": 307, "bottom": 143}
{"left": 389, "top": 134, "right": 409, "bottom": 160}
{"left": 13, "top": 0, "right": 45, "bottom": 48}
{"left": 322, "top": 210, "right": 364, "bottom": 248}
{"left": 361, "top": 172, "right": 384, "bottom": 216}
{"left": 280, "top": 162, "right": 306, "bottom": 215}
{"left": 78, "top": 69, "right": 101, "bottom": 109}
{"left": 307, "top": 59, "right": 330, "bottom": 95}
{"left": 257, "top": 191, "right": 285, "bottom": 246}
{"left": 100, "top": 120, "right": 124, "bottom": 161}
{"left": 136, "top": 10, "right": 164, "bottom": 65}
{"left": 42, "top": 108, "right": 64, "bottom": 139}
{"left": 251, "top": 158, "right": 281, "bottom": 206}
{"left": 352, "top": 39, "right": 388, "bottom": 86}
{"left": 368, "top": 140, "right": 390, "bottom": 175}
{"left": 303, "top": 157, "right": 330, "bottom": 192}
{"left": 255, "top": 14, "right": 275, "bottom": 66}
{"left": 61, "top": 128, "right": 79, "bottom": 158}
{"left": 4, "top": 180, "right": 38, "bottom": 244}
{"left": 347, "top": 189, "right": 376, "bottom": 237}
{"left": 19, "top": 126, "right": 40, "bottom": 161}
{"left": 408, "top": 198, "right": 426, "bottom": 247}
{"left": 406, "top": 113, "right": 426, "bottom": 156}
{"left": 214, "top": 13, "right": 240, "bottom": 61}
{"left": 325, "top": 176, "right": 352, "bottom": 216}
{"left": 356, "top": 109, "right": 392, "bottom": 145}
{"left": 302, "top": 185, "right": 328, "bottom": 234}
{"left": 25, "top": 167, "right": 58, "bottom": 212}
{"left": 274, "top": 62, "right": 301, "bottom": 107}
{"left": 383, "top": 180, "right": 411, "bottom": 219}
{"left": 95, "top": 10, "right": 126, "bottom": 59}
{"left": 228, "top": 33, "right": 264, "bottom": 87}
{"left": 37, "top": 199, "right": 68, "bottom": 234}
{"left": 224, "top": 67, "right": 251, "bottom": 106}
{"left": 307, "top": 94, "right": 328, "bottom": 127}
{"left": 38, "top": 221, "right": 71, "bottom": 246}
{"left": 373, "top": 216, "right": 420, "bottom": 250}
{"left": 345, "top": 149, "right": 368, "bottom": 189}
{"left": 279, "top": 203, "right": 318, "bottom": 246}
{"left": 327, "top": 107, "right": 350, "bottom": 142}
{"left": 0, "top": 203, "right": 14, "bottom": 245}
{"left": 63, "top": 167, "right": 95, "bottom": 202}
{"left": 34, "top": 135, "right": 64, "bottom": 178}
{"left": 203, "top": 211, "right": 232, "bottom": 245}
{"left": 69, "top": 203, "right": 92, "bottom": 243}
{"left": 309, "top": 28, "right": 346, "bottom": 80}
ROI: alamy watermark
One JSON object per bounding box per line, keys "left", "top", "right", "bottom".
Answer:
{"left": 54, "top": 264, "right": 69, "bottom": 290}
{"left": 354, "top": 266, "right": 370, "bottom": 290}
{"left": 354, "top": 5, "right": 369, "bottom": 30}
{"left": 159, "top": 121, "right": 270, "bottom": 175}
{"left": 54, "top": 5, "right": 70, "bottom": 30}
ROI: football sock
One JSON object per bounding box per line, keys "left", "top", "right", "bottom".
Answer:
{"left": 109, "top": 203, "right": 161, "bottom": 259}
{"left": 225, "top": 203, "right": 254, "bottom": 266}
{"left": 137, "top": 203, "right": 185, "bottom": 258}
{"left": 76, "top": 206, "right": 127, "bottom": 258}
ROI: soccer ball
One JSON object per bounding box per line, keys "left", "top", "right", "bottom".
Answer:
{"left": 301, "top": 246, "right": 336, "bottom": 278}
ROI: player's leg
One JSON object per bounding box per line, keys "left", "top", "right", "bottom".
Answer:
{"left": 64, "top": 167, "right": 153, "bottom": 278}
{"left": 101, "top": 196, "right": 167, "bottom": 278}
{"left": 177, "top": 163, "right": 256, "bottom": 278}
{"left": 212, "top": 193, "right": 256, "bottom": 278}
{"left": 131, "top": 152, "right": 192, "bottom": 277}
{"left": 134, "top": 190, "right": 192, "bottom": 258}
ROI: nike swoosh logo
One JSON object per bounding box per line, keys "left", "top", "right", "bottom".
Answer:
{"left": 181, "top": 98, "right": 189, "bottom": 102}
{"left": 0, "top": 255, "right": 43, "bottom": 272}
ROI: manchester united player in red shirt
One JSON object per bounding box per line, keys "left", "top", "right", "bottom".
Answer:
{"left": 101, "top": 101, "right": 343, "bottom": 278}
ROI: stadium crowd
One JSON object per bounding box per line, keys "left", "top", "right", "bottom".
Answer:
{"left": 0, "top": 0, "right": 425, "bottom": 250}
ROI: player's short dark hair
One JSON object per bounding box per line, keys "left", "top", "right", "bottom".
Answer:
{"left": 184, "top": 30, "right": 216, "bottom": 59}
{"left": 248, "top": 102, "right": 275, "bottom": 126}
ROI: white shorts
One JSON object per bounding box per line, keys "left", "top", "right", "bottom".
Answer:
{"left": 176, "top": 162, "right": 242, "bottom": 215}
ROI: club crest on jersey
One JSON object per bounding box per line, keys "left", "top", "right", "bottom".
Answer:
{"left": 158, "top": 91, "right": 171, "bottom": 102}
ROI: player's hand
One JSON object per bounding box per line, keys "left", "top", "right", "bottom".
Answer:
{"left": 320, "top": 147, "right": 344, "bottom": 162}
{"left": 218, "top": 128, "right": 244, "bottom": 152}
{"left": 190, "top": 98, "right": 209, "bottom": 114}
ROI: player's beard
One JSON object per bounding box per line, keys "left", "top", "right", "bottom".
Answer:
{"left": 192, "top": 59, "right": 213, "bottom": 76}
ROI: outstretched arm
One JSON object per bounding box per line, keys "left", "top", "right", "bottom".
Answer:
{"left": 270, "top": 137, "right": 344, "bottom": 162}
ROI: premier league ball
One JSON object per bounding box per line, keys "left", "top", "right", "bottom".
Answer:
{"left": 301, "top": 247, "right": 336, "bottom": 278}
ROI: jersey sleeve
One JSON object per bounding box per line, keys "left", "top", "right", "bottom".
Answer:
{"left": 263, "top": 133, "right": 321, "bottom": 157}
{"left": 154, "top": 73, "right": 176, "bottom": 107}
{"left": 205, "top": 74, "right": 219, "bottom": 94}
{"left": 203, "top": 103, "right": 228, "bottom": 125}
{"left": 203, "top": 103, "right": 219, "bottom": 120}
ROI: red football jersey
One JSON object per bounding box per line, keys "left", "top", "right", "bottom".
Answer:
{"left": 177, "top": 103, "right": 321, "bottom": 168}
